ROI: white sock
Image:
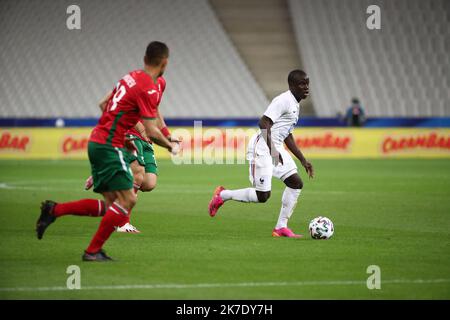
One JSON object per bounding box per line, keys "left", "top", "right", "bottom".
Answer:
{"left": 275, "top": 187, "right": 301, "bottom": 229}
{"left": 220, "top": 188, "right": 259, "bottom": 203}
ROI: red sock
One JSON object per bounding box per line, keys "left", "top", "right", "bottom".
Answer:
{"left": 85, "top": 203, "right": 130, "bottom": 254}
{"left": 53, "top": 199, "right": 105, "bottom": 217}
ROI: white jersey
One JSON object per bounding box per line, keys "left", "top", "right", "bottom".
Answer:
{"left": 246, "top": 90, "right": 300, "bottom": 190}
{"left": 252, "top": 90, "right": 300, "bottom": 152}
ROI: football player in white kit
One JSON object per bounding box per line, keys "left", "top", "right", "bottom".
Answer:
{"left": 208, "top": 70, "right": 314, "bottom": 238}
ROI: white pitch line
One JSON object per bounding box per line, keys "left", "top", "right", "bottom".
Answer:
{"left": 1, "top": 279, "right": 449, "bottom": 292}
{"left": 0, "top": 183, "right": 216, "bottom": 193}
{"left": 0, "top": 183, "right": 57, "bottom": 191}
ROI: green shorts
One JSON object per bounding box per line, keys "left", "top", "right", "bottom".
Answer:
{"left": 88, "top": 141, "right": 134, "bottom": 193}
{"left": 125, "top": 135, "right": 158, "bottom": 175}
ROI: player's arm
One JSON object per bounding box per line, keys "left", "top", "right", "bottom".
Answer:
{"left": 134, "top": 121, "right": 149, "bottom": 141}
{"left": 156, "top": 109, "right": 180, "bottom": 142}
{"left": 98, "top": 91, "right": 113, "bottom": 112}
{"left": 138, "top": 89, "right": 179, "bottom": 154}
{"left": 258, "top": 115, "right": 273, "bottom": 151}
{"left": 259, "top": 115, "right": 283, "bottom": 165}
{"left": 141, "top": 118, "right": 178, "bottom": 154}
{"left": 150, "top": 132, "right": 181, "bottom": 150}
{"left": 125, "top": 122, "right": 170, "bottom": 153}
{"left": 284, "top": 133, "right": 314, "bottom": 178}
{"left": 156, "top": 109, "right": 167, "bottom": 130}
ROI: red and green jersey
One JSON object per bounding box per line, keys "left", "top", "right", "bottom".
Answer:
{"left": 127, "top": 77, "right": 167, "bottom": 141}
{"left": 89, "top": 70, "right": 159, "bottom": 148}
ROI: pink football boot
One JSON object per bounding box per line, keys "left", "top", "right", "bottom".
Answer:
{"left": 272, "top": 227, "right": 303, "bottom": 238}
{"left": 208, "top": 186, "right": 225, "bottom": 217}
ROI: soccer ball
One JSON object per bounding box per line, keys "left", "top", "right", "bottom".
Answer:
{"left": 309, "top": 216, "right": 334, "bottom": 240}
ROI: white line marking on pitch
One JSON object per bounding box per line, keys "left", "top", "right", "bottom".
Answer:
{"left": 0, "top": 279, "right": 449, "bottom": 292}
{"left": 0, "top": 183, "right": 57, "bottom": 191}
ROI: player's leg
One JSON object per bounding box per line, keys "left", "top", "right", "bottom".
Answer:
{"left": 36, "top": 142, "right": 131, "bottom": 239}
{"left": 208, "top": 154, "right": 272, "bottom": 217}
{"left": 117, "top": 142, "right": 156, "bottom": 232}
{"left": 85, "top": 139, "right": 145, "bottom": 192}
{"left": 102, "top": 191, "right": 116, "bottom": 208}
{"left": 115, "top": 138, "right": 143, "bottom": 233}
{"left": 223, "top": 154, "right": 273, "bottom": 203}
{"left": 272, "top": 149, "right": 302, "bottom": 238}
{"left": 36, "top": 143, "right": 121, "bottom": 240}
{"left": 36, "top": 198, "right": 107, "bottom": 239}
{"left": 140, "top": 143, "right": 158, "bottom": 192}
{"left": 81, "top": 141, "right": 135, "bottom": 260}
{"left": 219, "top": 187, "right": 261, "bottom": 203}
{"left": 275, "top": 173, "right": 302, "bottom": 229}
{"left": 140, "top": 173, "right": 157, "bottom": 191}
{"left": 126, "top": 138, "right": 146, "bottom": 193}
{"left": 114, "top": 160, "right": 142, "bottom": 233}
{"left": 116, "top": 140, "right": 151, "bottom": 233}
{"left": 49, "top": 199, "right": 106, "bottom": 218}
{"left": 130, "top": 160, "right": 145, "bottom": 193}
{"left": 83, "top": 188, "right": 137, "bottom": 261}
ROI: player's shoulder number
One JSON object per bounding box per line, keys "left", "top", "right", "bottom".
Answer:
{"left": 108, "top": 82, "right": 126, "bottom": 112}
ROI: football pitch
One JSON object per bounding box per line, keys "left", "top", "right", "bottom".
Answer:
{"left": 0, "top": 159, "right": 449, "bottom": 299}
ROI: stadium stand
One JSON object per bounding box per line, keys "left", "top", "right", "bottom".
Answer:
{"left": 0, "top": 0, "right": 268, "bottom": 118}
{"left": 210, "top": 0, "right": 316, "bottom": 116}
{"left": 1, "top": 0, "right": 448, "bottom": 121}
{"left": 288, "top": 0, "right": 450, "bottom": 116}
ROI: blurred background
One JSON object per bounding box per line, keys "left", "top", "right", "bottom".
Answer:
{"left": 0, "top": 0, "right": 449, "bottom": 158}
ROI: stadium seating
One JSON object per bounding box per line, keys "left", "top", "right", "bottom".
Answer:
{"left": 2, "top": 0, "right": 448, "bottom": 119}
{"left": 0, "top": 0, "right": 268, "bottom": 118}
{"left": 288, "top": 0, "right": 450, "bottom": 116}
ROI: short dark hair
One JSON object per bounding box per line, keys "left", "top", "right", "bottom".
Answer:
{"left": 352, "top": 98, "right": 360, "bottom": 104}
{"left": 288, "top": 69, "right": 307, "bottom": 86}
{"left": 145, "top": 41, "right": 169, "bottom": 66}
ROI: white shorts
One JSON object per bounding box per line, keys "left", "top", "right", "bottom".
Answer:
{"left": 246, "top": 134, "right": 298, "bottom": 192}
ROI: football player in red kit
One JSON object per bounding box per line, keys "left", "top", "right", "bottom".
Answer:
{"left": 84, "top": 75, "right": 178, "bottom": 233}
{"left": 36, "top": 41, "right": 178, "bottom": 261}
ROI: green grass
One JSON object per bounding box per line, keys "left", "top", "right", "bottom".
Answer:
{"left": 0, "top": 159, "right": 449, "bottom": 299}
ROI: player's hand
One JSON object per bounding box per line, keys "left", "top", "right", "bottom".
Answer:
{"left": 169, "top": 136, "right": 183, "bottom": 143}
{"left": 124, "top": 136, "right": 138, "bottom": 152}
{"left": 301, "top": 159, "right": 314, "bottom": 178}
{"left": 272, "top": 151, "right": 283, "bottom": 166}
{"left": 169, "top": 141, "right": 181, "bottom": 155}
